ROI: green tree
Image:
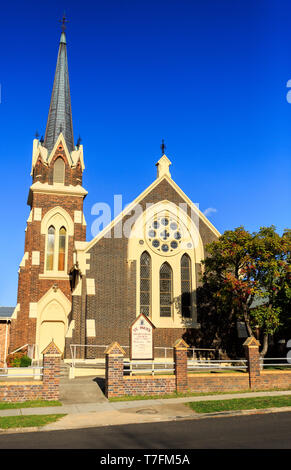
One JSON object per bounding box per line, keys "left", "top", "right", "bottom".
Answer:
{"left": 202, "top": 226, "right": 291, "bottom": 356}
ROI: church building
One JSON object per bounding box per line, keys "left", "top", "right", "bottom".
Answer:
{"left": 8, "top": 27, "right": 220, "bottom": 361}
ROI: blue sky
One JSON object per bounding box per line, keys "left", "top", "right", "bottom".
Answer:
{"left": 0, "top": 0, "right": 290, "bottom": 305}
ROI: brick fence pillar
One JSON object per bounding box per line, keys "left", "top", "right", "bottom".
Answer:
{"left": 42, "top": 341, "right": 62, "bottom": 400}
{"left": 174, "top": 338, "right": 189, "bottom": 394}
{"left": 105, "top": 342, "right": 126, "bottom": 399}
{"left": 243, "top": 336, "right": 261, "bottom": 390}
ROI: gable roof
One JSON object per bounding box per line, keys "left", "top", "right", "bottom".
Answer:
{"left": 85, "top": 171, "right": 220, "bottom": 253}
{"left": 0, "top": 307, "right": 14, "bottom": 319}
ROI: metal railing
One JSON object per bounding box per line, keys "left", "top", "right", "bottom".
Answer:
{"left": 9, "top": 344, "right": 30, "bottom": 355}
{"left": 188, "top": 348, "right": 218, "bottom": 360}
{"left": 187, "top": 359, "right": 248, "bottom": 371}
{"left": 0, "top": 366, "right": 43, "bottom": 378}
{"left": 260, "top": 358, "right": 291, "bottom": 370}
{"left": 124, "top": 360, "right": 175, "bottom": 376}
{"left": 69, "top": 344, "right": 219, "bottom": 366}
{"left": 69, "top": 344, "right": 130, "bottom": 367}
{"left": 8, "top": 343, "right": 40, "bottom": 365}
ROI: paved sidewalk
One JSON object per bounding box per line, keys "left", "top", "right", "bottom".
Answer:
{"left": 1, "top": 389, "right": 291, "bottom": 418}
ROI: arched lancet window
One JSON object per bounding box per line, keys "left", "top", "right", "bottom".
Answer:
{"left": 140, "top": 251, "right": 151, "bottom": 317}
{"left": 58, "top": 227, "right": 67, "bottom": 271}
{"left": 160, "top": 262, "right": 173, "bottom": 317}
{"left": 181, "top": 254, "right": 192, "bottom": 318}
{"left": 46, "top": 226, "right": 55, "bottom": 271}
{"left": 53, "top": 157, "right": 65, "bottom": 184}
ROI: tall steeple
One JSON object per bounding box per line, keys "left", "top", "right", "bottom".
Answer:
{"left": 44, "top": 23, "right": 74, "bottom": 155}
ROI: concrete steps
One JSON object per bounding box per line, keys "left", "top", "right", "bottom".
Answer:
{"left": 60, "top": 362, "right": 71, "bottom": 378}
{"left": 59, "top": 376, "right": 107, "bottom": 404}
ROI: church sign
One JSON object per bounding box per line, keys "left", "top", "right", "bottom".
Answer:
{"left": 130, "top": 314, "right": 155, "bottom": 360}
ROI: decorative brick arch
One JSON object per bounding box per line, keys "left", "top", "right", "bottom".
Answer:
{"left": 35, "top": 287, "right": 71, "bottom": 358}
{"left": 127, "top": 200, "right": 204, "bottom": 329}
{"left": 41, "top": 206, "right": 74, "bottom": 236}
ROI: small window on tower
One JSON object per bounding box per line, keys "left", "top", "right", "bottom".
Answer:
{"left": 53, "top": 157, "right": 65, "bottom": 184}
{"left": 46, "top": 226, "right": 55, "bottom": 270}
{"left": 58, "top": 227, "right": 66, "bottom": 271}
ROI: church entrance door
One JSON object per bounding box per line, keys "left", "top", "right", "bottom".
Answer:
{"left": 39, "top": 320, "right": 65, "bottom": 355}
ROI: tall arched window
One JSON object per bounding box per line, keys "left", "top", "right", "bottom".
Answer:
{"left": 53, "top": 157, "right": 65, "bottom": 184}
{"left": 181, "top": 254, "right": 192, "bottom": 318}
{"left": 140, "top": 251, "right": 151, "bottom": 316}
{"left": 58, "top": 227, "right": 67, "bottom": 271}
{"left": 46, "top": 226, "right": 55, "bottom": 270}
{"left": 160, "top": 262, "right": 173, "bottom": 317}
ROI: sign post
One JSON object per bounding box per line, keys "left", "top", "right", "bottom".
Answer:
{"left": 130, "top": 314, "right": 155, "bottom": 360}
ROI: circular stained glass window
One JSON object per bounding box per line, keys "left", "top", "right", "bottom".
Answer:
{"left": 145, "top": 213, "right": 190, "bottom": 255}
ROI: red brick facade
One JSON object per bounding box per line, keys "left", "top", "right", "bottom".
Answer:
{"left": 9, "top": 141, "right": 86, "bottom": 354}
{"left": 174, "top": 339, "right": 188, "bottom": 394}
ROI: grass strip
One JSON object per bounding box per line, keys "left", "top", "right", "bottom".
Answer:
{"left": 187, "top": 395, "right": 291, "bottom": 414}
{"left": 0, "top": 414, "right": 66, "bottom": 429}
{"left": 109, "top": 387, "right": 291, "bottom": 402}
{"left": 0, "top": 400, "right": 62, "bottom": 410}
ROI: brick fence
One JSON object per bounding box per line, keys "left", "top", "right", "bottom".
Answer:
{"left": 0, "top": 341, "right": 61, "bottom": 403}
{"left": 105, "top": 336, "right": 291, "bottom": 398}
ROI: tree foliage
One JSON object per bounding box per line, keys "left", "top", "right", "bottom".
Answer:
{"left": 202, "top": 226, "right": 291, "bottom": 356}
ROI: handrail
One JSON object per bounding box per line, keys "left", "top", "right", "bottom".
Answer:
{"left": 9, "top": 344, "right": 29, "bottom": 355}
{"left": 0, "top": 366, "right": 43, "bottom": 378}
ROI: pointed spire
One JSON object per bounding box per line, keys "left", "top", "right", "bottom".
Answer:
{"left": 43, "top": 20, "right": 74, "bottom": 156}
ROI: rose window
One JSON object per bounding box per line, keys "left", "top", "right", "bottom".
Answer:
{"left": 145, "top": 214, "right": 192, "bottom": 255}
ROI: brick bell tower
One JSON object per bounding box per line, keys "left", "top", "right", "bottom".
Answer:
{"left": 9, "top": 25, "right": 87, "bottom": 359}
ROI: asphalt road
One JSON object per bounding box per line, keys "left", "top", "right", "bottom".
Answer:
{"left": 0, "top": 412, "right": 291, "bottom": 449}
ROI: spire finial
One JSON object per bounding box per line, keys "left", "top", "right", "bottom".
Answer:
{"left": 160, "top": 139, "right": 166, "bottom": 156}
{"left": 60, "top": 13, "right": 68, "bottom": 32}
{"left": 76, "top": 135, "right": 82, "bottom": 148}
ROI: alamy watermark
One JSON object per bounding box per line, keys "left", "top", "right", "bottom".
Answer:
{"left": 90, "top": 195, "right": 202, "bottom": 249}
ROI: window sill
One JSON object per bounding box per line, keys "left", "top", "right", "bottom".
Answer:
{"left": 39, "top": 273, "right": 70, "bottom": 280}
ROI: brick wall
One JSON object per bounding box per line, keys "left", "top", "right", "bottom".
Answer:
{"left": 80, "top": 178, "right": 217, "bottom": 359}
{"left": 0, "top": 341, "right": 61, "bottom": 403}
{"left": 105, "top": 339, "right": 188, "bottom": 398}
{"left": 188, "top": 373, "right": 249, "bottom": 393}
{"left": 10, "top": 140, "right": 86, "bottom": 353}
{"left": 124, "top": 376, "right": 176, "bottom": 396}
{"left": 105, "top": 337, "right": 291, "bottom": 398}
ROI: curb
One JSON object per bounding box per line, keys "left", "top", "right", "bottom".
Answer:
{"left": 0, "top": 406, "right": 291, "bottom": 435}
